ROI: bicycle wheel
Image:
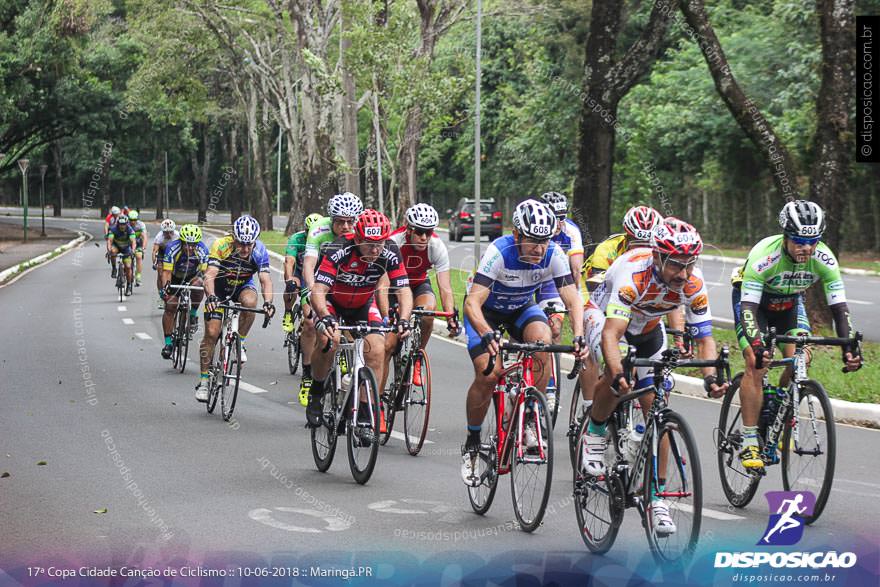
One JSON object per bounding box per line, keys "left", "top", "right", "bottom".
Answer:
{"left": 311, "top": 375, "right": 339, "bottom": 472}
{"left": 510, "top": 387, "right": 553, "bottom": 532}
{"left": 175, "top": 309, "right": 190, "bottom": 374}
{"left": 643, "top": 411, "right": 702, "bottom": 564}
{"left": 116, "top": 266, "right": 124, "bottom": 302}
{"left": 380, "top": 355, "right": 404, "bottom": 446}
{"left": 549, "top": 352, "right": 562, "bottom": 428}
{"left": 716, "top": 373, "right": 762, "bottom": 508}
{"left": 404, "top": 350, "right": 432, "bottom": 456}
{"left": 467, "top": 392, "right": 499, "bottom": 515}
{"left": 287, "top": 306, "right": 302, "bottom": 375}
{"left": 347, "top": 367, "right": 380, "bottom": 485}
{"left": 568, "top": 379, "right": 584, "bottom": 469}
{"left": 220, "top": 333, "right": 242, "bottom": 422}
{"left": 781, "top": 380, "right": 836, "bottom": 525}
{"left": 573, "top": 406, "right": 623, "bottom": 553}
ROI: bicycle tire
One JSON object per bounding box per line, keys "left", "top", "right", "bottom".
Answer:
{"left": 206, "top": 343, "right": 221, "bottom": 414}
{"left": 510, "top": 387, "right": 553, "bottom": 532}
{"left": 220, "top": 333, "right": 242, "bottom": 422}
{"left": 573, "top": 406, "right": 623, "bottom": 553}
{"left": 781, "top": 379, "right": 836, "bottom": 525}
{"left": 176, "top": 308, "right": 190, "bottom": 374}
{"left": 287, "top": 306, "right": 303, "bottom": 375}
{"left": 549, "top": 352, "right": 562, "bottom": 428}
{"left": 716, "top": 373, "right": 762, "bottom": 508}
{"left": 380, "top": 355, "right": 404, "bottom": 446}
{"left": 347, "top": 367, "right": 380, "bottom": 485}
{"left": 404, "top": 350, "right": 432, "bottom": 456}
{"left": 467, "top": 392, "right": 499, "bottom": 515}
{"left": 568, "top": 378, "right": 583, "bottom": 469}
{"left": 311, "top": 375, "right": 339, "bottom": 472}
{"left": 643, "top": 410, "right": 702, "bottom": 565}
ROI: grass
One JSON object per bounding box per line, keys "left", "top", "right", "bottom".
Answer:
{"left": 706, "top": 245, "right": 880, "bottom": 273}
{"left": 260, "top": 229, "right": 290, "bottom": 256}
{"left": 433, "top": 267, "right": 879, "bottom": 404}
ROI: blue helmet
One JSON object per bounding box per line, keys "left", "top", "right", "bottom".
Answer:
{"left": 232, "top": 215, "right": 261, "bottom": 244}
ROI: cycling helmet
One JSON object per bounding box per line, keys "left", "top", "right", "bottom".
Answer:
{"left": 779, "top": 200, "right": 826, "bottom": 239}
{"left": 513, "top": 199, "right": 556, "bottom": 240}
{"left": 354, "top": 209, "right": 391, "bottom": 242}
{"left": 623, "top": 205, "right": 663, "bottom": 241}
{"left": 651, "top": 217, "right": 703, "bottom": 256}
{"left": 232, "top": 215, "right": 261, "bottom": 244}
{"left": 160, "top": 219, "right": 176, "bottom": 232}
{"left": 110, "top": 206, "right": 121, "bottom": 215}
{"left": 127, "top": 210, "right": 139, "bottom": 221}
{"left": 405, "top": 203, "right": 440, "bottom": 230}
{"left": 305, "top": 213, "right": 323, "bottom": 231}
{"left": 179, "top": 224, "right": 202, "bottom": 243}
{"left": 540, "top": 192, "right": 569, "bottom": 219}
{"left": 116, "top": 215, "right": 129, "bottom": 225}
{"left": 327, "top": 192, "right": 364, "bottom": 219}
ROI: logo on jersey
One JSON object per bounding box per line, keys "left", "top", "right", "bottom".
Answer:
{"left": 618, "top": 285, "right": 637, "bottom": 305}
{"left": 754, "top": 251, "right": 781, "bottom": 273}
{"left": 769, "top": 271, "right": 815, "bottom": 289}
{"left": 813, "top": 249, "right": 836, "bottom": 267}
{"left": 691, "top": 293, "right": 709, "bottom": 315}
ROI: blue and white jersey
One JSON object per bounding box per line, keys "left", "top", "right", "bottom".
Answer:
{"left": 551, "top": 218, "right": 584, "bottom": 257}
{"left": 471, "top": 235, "right": 574, "bottom": 313}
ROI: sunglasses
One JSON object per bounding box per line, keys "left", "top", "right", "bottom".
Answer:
{"left": 521, "top": 236, "right": 550, "bottom": 245}
{"left": 789, "top": 235, "right": 820, "bottom": 246}
{"left": 661, "top": 256, "right": 698, "bottom": 271}
{"left": 410, "top": 227, "right": 433, "bottom": 237}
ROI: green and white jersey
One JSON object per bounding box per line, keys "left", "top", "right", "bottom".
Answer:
{"left": 740, "top": 235, "right": 846, "bottom": 307}
{"left": 284, "top": 230, "right": 307, "bottom": 263}
{"left": 304, "top": 217, "right": 335, "bottom": 259}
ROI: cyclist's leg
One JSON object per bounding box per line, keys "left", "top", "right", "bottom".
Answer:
{"left": 200, "top": 294, "right": 225, "bottom": 377}
{"left": 121, "top": 248, "right": 133, "bottom": 282}
{"left": 380, "top": 294, "right": 400, "bottom": 394}
{"left": 536, "top": 281, "right": 563, "bottom": 343}
{"left": 235, "top": 283, "right": 259, "bottom": 337}
{"left": 361, "top": 301, "right": 387, "bottom": 382}
{"left": 733, "top": 285, "right": 770, "bottom": 467}
{"left": 578, "top": 304, "right": 605, "bottom": 403}
{"left": 413, "top": 282, "right": 436, "bottom": 350}
{"left": 283, "top": 278, "right": 297, "bottom": 314}
{"left": 777, "top": 298, "right": 809, "bottom": 387}
{"left": 463, "top": 309, "right": 503, "bottom": 439}
{"left": 135, "top": 244, "right": 144, "bottom": 279}
{"left": 162, "top": 277, "right": 181, "bottom": 340}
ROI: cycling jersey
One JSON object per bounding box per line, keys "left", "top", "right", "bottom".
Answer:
{"left": 130, "top": 220, "right": 146, "bottom": 248}
{"left": 388, "top": 227, "right": 451, "bottom": 288}
{"left": 304, "top": 217, "right": 339, "bottom": 260}
{"left": 582, "top": 234, "right": 628, "bottom": 279}
{"left": 107, "top": 223, "right": 135, "bottom": 247}
{"left": 153, "top": 230, "right": 179, "bottom": 252}
{"left": 552, "top": 218, "right": 585, "bottom": 257}
{"left": 162, "top": 240, "right": 209, "bottom": 280}
{"left": 207, "top": 235, "right": 271, "bottom": 287}
{"left": 587, "top": 248, "right": 713, "bottom": 337}
{"left": 470, "top": 235, "right": 573, "bottom": 313}
{"left": 285, "top": 230, "right": 308, "bottom": 264}
{"left": 315, "top": 234, "right": 409, "bottom": 309}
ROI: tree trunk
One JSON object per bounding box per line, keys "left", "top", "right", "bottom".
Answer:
{"left": 154, "top": 155, "right": 164, "bottom": 220}
{"left": 340, "top": 8, "right": 360, "bottom": 194}
{"left": 52, "top": 139, "right": 62, "bottom": 216}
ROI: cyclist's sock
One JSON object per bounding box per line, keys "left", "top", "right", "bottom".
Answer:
{"left": 742, "top": 425, "right": 759, "bottom": 448}
{"left": 164, "top": 335, "right": 172, "bottom": 345}
{"left": 189, "top": 308, "right": 198, "bottom": 318}
{"left": 303, "top": 364, "right": 312, "bottom": 378}
{"left": 240, "top": 335, "right": 247, "bottom": 344}
{"left": 651, "top": 479, "right": 667, "bottom": 502}
{"left": 466, "top": 425, "right": 481, "bottom": 451}
{"left": 311, "top": 377, "right": 326, "bottom": 396}
{"left": 587, "top": 417, "right": 607, "bottom": 436}
{"left": 200, "top": 372, "right": 209, "bottom": 381}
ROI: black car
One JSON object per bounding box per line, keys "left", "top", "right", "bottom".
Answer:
{"left": 446, "top": 198, "right": 503, "bottom": 242}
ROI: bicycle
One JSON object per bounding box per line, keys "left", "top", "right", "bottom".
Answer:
{"left": 716, "top": 328, "right": 861, "bottom": 524}
{"left": 166, "top": 283, "right": 204, "bottom": 374}
{"left": 310, "top": 322, "right": 393, "bottom": 485}
{"left": 541, "top": 304, "right": 568, "bottom": 429}
{"left": 283, "top": 298, "right": 304, "bottom": 375}
{"left": 573, "top": 343, "right": 729, "bottom": 564}
{"left": 466, "top": 338, "right": 576, "bottom": 532}
{"left": 380, "top": 307, "right": 454, "bottom": 455}
{"left": 204, "top": 301, "right": 271, "bottom": 421}
{"left": 112, "top": 253, "right": 128, "bottom": 302}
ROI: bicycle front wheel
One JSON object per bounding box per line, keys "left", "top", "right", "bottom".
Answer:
{"left": 643, "top": 411, "right": 702, "bottom": 564}
{"left": 311, "top": 376, "right": 339, "bottom": 472}
{"left": 175, "top": 309, "right": 190, "bottom": 373}
{"left": 716, "top": 373, "right": 761, "bottom": 508}
{"left": 220, "top": 334, "right": 242, "bottom": 422}
{"left": 404, "top": 350, "right": 431, "bottom": 456}
{"left": 287, "top": 306, "right": 302, "bottom": 375}
{"left": 510, "top": 387, "right": 553, "bottom": 532}
{"left": 467, "top": 392, "right": 499, "bottom": 516}
{"left": 347, "top": 367, "right": 380, "bottom": 485}
{"left": 380, "top": 355, "right": 403, "bottom": 446}
{"left": 568, "top": 378, "right": 584, "bottom": 469}
{"left": 781, "top": 380, "right": 836, "bottom": 525}
{"left": 549, "top": 352, "right": 562, "bottom": 428}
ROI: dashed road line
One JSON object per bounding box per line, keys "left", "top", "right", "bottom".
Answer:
{"left": 389, "top": 430, "right": 435, "bottom": 445}
{"left": 117, "top": 305, "right": 127, "bottom": 312}
{"left": 848, "top": 299, "right": 872, "bottom": 305}
{"left": 134, "top": 332, "right": 152, "bottom": 340}
{"left": 122, "top": 318, "right": 134, "bottom": 325}
{"left": 240, "top": 381, "right": 269, "bottom": 394}
{"left": 675, "top": 503, "right": 745, "bottom": 521}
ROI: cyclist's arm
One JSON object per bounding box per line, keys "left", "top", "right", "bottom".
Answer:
{"left": 376, "top": 273, "right": 390, "bottom": 318}
{"left": 385, "top": 245, "right": 412, "bottom": 321}
{"left": 694, "top": 334, "right": 720, "bottom": 379}
{"left": 311, "top": 282, "right": 331, "bottom": 320}
{"left": 106, "top": 234, "right": 113, "bottom": 252}
{"left": 302, "top": 255, "right": 318, "bottom": 290}
{"left": 600, "top": 317, "right": 629, "bottom": 377}
{"left": 435, "top": 269, "right": 456, "bottom": 315}
{"left": 160, "top": 268, "right": 172, "bottom": 290}
{"left": 203, "top": 265, "right": 219, "bottom": 297}
{"left": 464, "top": 282, "right": 493, "bottom": 337}
{"left": 558, "top": 283, "right": 584, "bottom": 337}
{"left": 568, "top": 252, "right": 584, "bottom": 296}
{"left": 814, "top": 244, "right": 856, "bottom": 341}
{"left": 258, "top": 271, "right": 273, "bottom": 306}
{"left": 283, "top": 255, "right": 295, "bottom": 282}
{"left": 151, "top": 243, "right": 161, "bottom": 266}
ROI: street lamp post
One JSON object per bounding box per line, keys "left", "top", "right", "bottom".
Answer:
{"left": 18, "top": 159, "right": 30, "bottom": 243}
{"left": 473, "top": 0, "right": 482, "bottom": 271}
{"left": 40, "top": 164, "right": 48, "bottom": 237}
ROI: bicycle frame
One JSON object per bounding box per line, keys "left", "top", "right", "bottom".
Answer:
{"left": 492, "top": 353, "right": 542, "bottom": 475}
{"left": 330, "top": 324, "right": 394, "bottom": 432}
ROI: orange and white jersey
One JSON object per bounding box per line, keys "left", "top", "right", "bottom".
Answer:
{"left": 586, "top": 248, "right": 712, "bottom": 336}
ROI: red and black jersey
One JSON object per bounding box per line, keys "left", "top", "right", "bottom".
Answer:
{"left": 315, "top": 234, "right": 409, "bottom": 308}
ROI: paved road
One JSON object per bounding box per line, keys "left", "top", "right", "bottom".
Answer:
{"left": 1, "top": 216, "right": 878, "bottom": 584}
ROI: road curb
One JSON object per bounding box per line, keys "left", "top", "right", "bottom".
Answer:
{"left": 0, "top": 231, "right": 90, "bottom": 286}
{"left": 701, "top": 253, "right": 880, "bottom": 277}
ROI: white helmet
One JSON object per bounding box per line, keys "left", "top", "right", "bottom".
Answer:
{"left": 232, "top": 215, "right": 261, "bottom": 244}
{"left": 513, "top": 200, "right": 555, "bottom": 239}
{"left": 110, "top": 206, "right": 121, "bottom": 215}
{"left": 160, "top": 219, "right": 176, "bottom": 232}
{"left": 405, "top": 203, "right": 439, "bottom": 230}
{"left": 540, "top": 192, "right": 568, "bottom": 219}
{"left": 327, "top": 192, "right": 364, "bottom": 219}
{"left": 779, "top": 200, "right": 826, "bottom": 239}
{"left": 623, "top": 206, "right": 663, "bottom": 242}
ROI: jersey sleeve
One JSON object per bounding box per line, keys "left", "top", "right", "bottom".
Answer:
{"left": 304, "top": 225, "right": 322, "bottom": 258}
{"left": 284, "top": 233, "right": 300, "bottom": 257}
{"left": 565, "top": 221, "right": 584, "bottom": 256}
{"left": 254, "top": 242, "right": 271, "bottom": 273}
{"left": 473, "top": 242, "right": 504, "bottom": 288}
{"left": 197, "top": 243, "right": 209, "bottom": 272}
{"left": 739, "top": 243, "right": 771, "bottom": 305}
{"left": 162, "top": 241, "right": 178, "bottom": 272}
{"left": 384, "top": 242, "right": 410, "bottom": 289}
{"left": 427, "top": 237, "right": 451, "bottom": 272}
{"left": 683, "top": 269, "right": 713, "bottom": 338}
{"left": 814, "top": 243, "right": 847, "bottom": 305}
{"left": 314, "top": 248, "right": 341, "bottom": 287}
{"left": 604, "top": 268, "right": 637, "bottom": 324}
{"left": 549, "top": 244, "right": 575, "bottom": 289}
{"left": 207, "top": 238, "right": 226, "bottom": 269}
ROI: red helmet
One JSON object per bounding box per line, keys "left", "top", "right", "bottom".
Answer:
{"left": 623, "top": 205, "right": 663, "bottom": 241}
{"left": 354, "top": 209, "right": 391, "bottom": 242}
{"left": 651, "top": 217, "right": 703, "bottom": 256}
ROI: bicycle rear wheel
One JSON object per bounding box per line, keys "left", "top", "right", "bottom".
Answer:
{"left": 206, "top": 344, "right": 220, "bottom": 414}
{"left": 716, "top": 373, "right": 761, "bottom": 508}
{"left": 287, "top": 305, "right": 302, "bottom": 375}
{"left": 311, "top": 376, "right": 339, "bottom": 472}
{"left": 573, "top": 406, "right": 623, "bottom": 553}
{"left": 347, "top": 367, "right": 380, "bottom": 485}
{"left": 380, "top": 355, "right": 404, "bottom": 446}
{"left": 220, "top": 333, "right": 242, "bottom": 421}
{"left": 404, "top": 350, "right": 431, "bottom": 456}
{"left": 781, "top": 380, "right": 836, "bottom": 525}
{"left": 549, "top": 352, "right": 562, "bottom": 428}
{"left": 510, "top": 387, "right": 553, "bottom": 532}
{"left": 467, "top": 392, "right": 499, "bottom": 515}
{"left": 643, "top": 411, "right": 702, "bottom": 564}
{"left": 568, "top": 379, "right": 584, "bottom": 469}
{"left": 174, "top": 309, "right": 190, "bottom": 373}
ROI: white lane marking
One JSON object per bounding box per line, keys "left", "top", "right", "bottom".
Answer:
{"left": 799, "top": 477, "right": 880, "bottom": 498}
{"left": 389, "top": 430, "right": 435, "bottom": 445}
{"left": 240, "top": 381, "right": 269, "bottom": 394}
{"left": 705, "top": 281, "right": 724, "bottom": 287}
{"left": 368, "top": 499, "right": 453, "bottom": 515}
{"left": 117, "top": 306, "right": 127, "bottom": 312}
{"left": 248, "top": 507, "right": 351, "bottom": 533}
{"left": 135, "top": 332, "right": 152, "bottom": 340}
{"left": 848, "top": 299, "right": 872, "bottom": 305}
{"left": 675, "top": 503, "right": 745, "bottom": 521}
{"left": 833, "top": 478, "right": 880, "bottom": 489}
{"left": 122, "top": 318, "right": 134, "bottom": 325}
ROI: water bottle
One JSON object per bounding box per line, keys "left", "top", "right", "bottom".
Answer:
{"left": 341, "top": 373, "right": 352, "bottom": 393}
{"left": 625, "top": 424, "right": 645, "bottom": 462}
{"left": 502, "top": 386, "right": 517, "bottom": 430}
{"left": 759, "top": 387, "right": 780, "bottom": 433}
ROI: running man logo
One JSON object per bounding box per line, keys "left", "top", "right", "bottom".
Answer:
{"left": 759, "top": 491, "right": 816, "bottom": 546}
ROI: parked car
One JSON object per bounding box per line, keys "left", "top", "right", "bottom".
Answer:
{"left": 446, "top": 198, "right": 503, "bottom": 242}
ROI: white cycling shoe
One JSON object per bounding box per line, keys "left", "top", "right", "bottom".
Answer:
{"left": 581, "top": 432, "right": 607, "bottom": 477}
{"left": 239, "top": 346, "right": 247, "bottom": 364}
{"left": 650, "top": 499, "right": 677, "bottom": 536}
{"left": 460, "top": 448, "right": 480, "bottom": 487}
{"left": 195, "top": 382, "right": 210, "bottom": 403}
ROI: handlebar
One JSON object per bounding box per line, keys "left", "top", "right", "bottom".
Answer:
{"left": 764, "top": 327, "right": 862, "bottom": 374}
{"left": 411, "top": 308, "right": 455, "bottom": 318}
{"left": 620, "top": 344, "right": 731, "bottom": 390}
{"left": 482, "top": 338, "right": 578, "bottom": 376}
{"left": 217, "top": 302, "right": 272, "bottom": 329}
{"left": 167, "top": 284, "right": 204, "bottom": 291}
{"left": 320, "top": 322, "right": 396, "bottom": 353}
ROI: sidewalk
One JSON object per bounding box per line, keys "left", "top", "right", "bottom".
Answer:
{"left": 0, "top": 219, "right": 78, "bottom": 273}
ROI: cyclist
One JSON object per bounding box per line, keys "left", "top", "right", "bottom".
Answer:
{"left": 152, "top": 219, "right": 179, "bottom": 308}
{"left": 580, "top": 217, "right": 728, "bottom": 536}
{"left": 381, "top": 203, "right": 461, "bottom": 393}
{"left": 104, "top": 205, "right": 121, "bottom": 235}
{"left": 106, "top": 214, "right": 137, "bottom": 296}
{"left": 159, "top": 224, "right": 208, "bottom": 359}
{"left": 127, "top": 209, "right": 148, "bottom": 286}
{"left": 732, "top": 200, "right": 861, "bottom": 471}
{"left": 195, "top": 215, "right": 276, "bottom": 402}
{"left": 306, "top": 209, "right": 413, "bottom": 442}
{"left": 298, "top": 193, "right": 363, "bottom": 406}
{"left": 282, "top": 212, "right": 323, "bottom": 333}
{"left": 460, "top": 199, "right": 588, "bottom": 486}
